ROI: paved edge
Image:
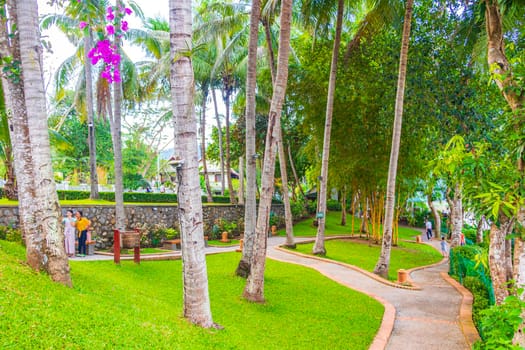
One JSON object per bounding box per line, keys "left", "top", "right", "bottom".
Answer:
{"left": 268, "top": 251, "right": 395, "bottom": 350}
{"left": 274, "top": 245, "right": 421, "bottom": 290}
{"left": 440, "top": 272, "right": 481, "bottom": 347}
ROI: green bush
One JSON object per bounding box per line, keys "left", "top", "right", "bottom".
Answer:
{"left": 306, "top": 200, "right": 317, "bottom": 215}
{"left": 57, "top": 190, "right": 91, "bottom": 200}
{"left": 207, "top": 195, "right": 230, "bottom": 203}
{"left": 473, "top": 295, "right": 525, "bottom": 349}
{"left": 463, "top": 226, "right": 477, "bottom": 243}
{"left": 327, "top": 199, "right": 342, "bottom": 211}
{"left": 290, "top": 199, "right": 309, "bottom": 219}
{"left": 0, "top": 225, "right": 22, "bottom": 244}
{"left": 463, "top": 276, "right": 491, "bottom": 330}
{"left": 140, "top": 224, "right": 179, "bottom": 248}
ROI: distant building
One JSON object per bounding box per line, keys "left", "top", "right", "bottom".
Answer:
{"left": 162, "top": 155, "right": 238, "bottom": 195}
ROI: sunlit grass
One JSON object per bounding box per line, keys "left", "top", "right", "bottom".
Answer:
{"left": 207, "top": 239, "right": 240, "bottom": 246}
{"left": 293, "top": 238, "right": 441, "bottom": 281}
{"left": 0, "top": 240, "right": 383, "bottom": 349}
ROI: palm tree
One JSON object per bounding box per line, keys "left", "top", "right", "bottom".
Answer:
{"left": 243, "top": 0, "right": 293, "bottom": 303}
{"left": 312, "top": 0, "right": 344, "bottom": 256}
{"left": 373, "top": 0, "right": 414, "bottom": 278}
{"left": 235, "top": 0, "right": 262, "bottom": 278}
{"left": 169, "top": 0, "right": 215, "bottom": 327}
{"left": 14, "top": 0, "right": 71, "bottom": 286}
{"left": 260, "top": 0, "right": 296, "bottom": 250}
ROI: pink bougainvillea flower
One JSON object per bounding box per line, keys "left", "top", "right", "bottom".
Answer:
{"left": 101, "top": 69, "right": 112, "bottom": 82}
{"left": 106, "top": 25, "right": 115, "bottom": 35}
{"left": 106, "top": 7, "right": 115, "bottom": 21}
{"left": 121, "top": 21, "right": 128, "bottom": 32}
{"left": 113, "top": 69, "right": 121, "bottom": 83}
{"left": 79, "top": 21, "right": 88, "bottom": 29}
{"left": 124, "top": 7, "right": 132, "bottom": 15}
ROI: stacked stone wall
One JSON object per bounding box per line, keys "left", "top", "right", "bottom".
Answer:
{"left": 0, "top": 204, "right": 285, "bottom": 249}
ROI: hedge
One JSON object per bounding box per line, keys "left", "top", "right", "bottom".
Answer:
{"left": 55, "top": 190, "right": 283, "bottom": 204}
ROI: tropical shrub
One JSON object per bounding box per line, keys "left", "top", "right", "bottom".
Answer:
{"left": 473, "top": 294, "right": 525, "bottom": 349}
{"left": 327, "top": 199, "right": 342, "bottom": 211}
{"left": 463, "top": 276, "right": 491, "bottom": 330}
{"left": 0, "top": 225, "right": 22, "bottom": 244}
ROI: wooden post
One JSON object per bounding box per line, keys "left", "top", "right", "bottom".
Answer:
{"left": 134, "top": 228, "right": 141, "bottom": 264}
{"left": 113, "top": 229, "right": 120, "bottom": 264}
{"left": 134, "top": 246, "right": 140, "bottom": 264}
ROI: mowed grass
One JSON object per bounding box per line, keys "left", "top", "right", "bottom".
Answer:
{"left": 0, "top": 240, "right": 383, "bottom": 350}
{"left": 294, "top": 239, "right": 441, "bottom": 281}
{"left": 294, "top": 212, "right": 442, "bottom": 281}
{"left": 288, "top": 211, "right": 441, "bottom": 280}
{"left": 207, "top": 239, "right": 241, "bottom": 246}
{"left": 289, "top": 211, "right": 360, "bottom": 236}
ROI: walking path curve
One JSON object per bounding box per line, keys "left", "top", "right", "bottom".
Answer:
{"left": 75, "top": 235, "right": 480, "bottom": 349}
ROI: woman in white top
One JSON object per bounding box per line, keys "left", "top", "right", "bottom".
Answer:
{"left": 63, "top": 210, "right": 77, "bottom": 257}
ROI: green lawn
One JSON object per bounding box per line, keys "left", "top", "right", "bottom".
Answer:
{"left": 294, "top": 239, "right": 441, "bottom": 281}
{"left": 289, "top": 211, "right": 359, "bottom": 236}
{"left": 207, "top": 239, "right": 240, "bottom": 246}
{"left": 0, "top": 240, "right": 383, "bottom": 349}
{"left": 286, "top": 212, "right": 441, "bottom": 281}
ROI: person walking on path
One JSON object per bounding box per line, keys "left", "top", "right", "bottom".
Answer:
{"left": 425, "top": 218, "right": 433, "bottom": 240}
{"left": 62, "top": 210, "right": 76, "bottom": 257}
{"left": 441, "top": 236, "right": 449, "bottom": 258}
{"left": 75, "top": 211, "right": 91, "bottom": 257}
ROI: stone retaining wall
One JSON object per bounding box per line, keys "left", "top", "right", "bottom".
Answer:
{"left": 0, "top": 204, "right": 284, "bottom": 249}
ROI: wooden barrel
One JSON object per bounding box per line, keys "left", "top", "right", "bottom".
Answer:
{"left": 121, "top": 232, "right": 140, "bottom": 249}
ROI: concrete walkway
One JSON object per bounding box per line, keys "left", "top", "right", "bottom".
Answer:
{"left": 74, "top": 235, "right": 479, "bottom": 349}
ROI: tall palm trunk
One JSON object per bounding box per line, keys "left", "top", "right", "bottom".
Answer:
{"left": 373, "top": 0, "right": 413, "bottom": 278}
{"left": 212, "top": 89, "right": 225, "bottom": 195}
{"left": 238, "top": 156, "right": 244, "bottom": 205}
{"left": 15, "top": 0, "right": 71, "bottom": 286}
{"left": 85, "top": 28, "right": 99, "bottom": 200}
{"left": 341, "top": 188, "right": 347, "bottom": 226}
{"left": 313, "top": 0, "right": 344, "bottom": 255}
{"left": 169, "top": 0, "right": 215, "bottom": 328}
{"left": 1, "top": 0, "right": 34, "bottom": 240}
{"left": 277, "top": 121, "right": 295, "bottom": 248}
{"left": 200, "top": 88, "right": 213, "bottom": 203}
{"left": 243, "top": 0, "right": 292, "bottom": 302}
{"left": 288, "top": 143, "right": 305, "bottom": 200}
{"left": 112, "top": 3, "right": 125, "bottom": 230}
{"left": 222, "top": 87, "right": 236, "bottom": 204}
{"left": 262, "top": 7, "right": 295, "bottom": 249}
{"left": 236, "top": 0, "right": 261, "bottom": 278}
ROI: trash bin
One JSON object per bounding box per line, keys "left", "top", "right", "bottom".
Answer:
{"left": 398, "top": 269, "right": 408, "bottom": 283}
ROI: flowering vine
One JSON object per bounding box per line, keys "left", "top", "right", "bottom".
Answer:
{"left": 76, "top": 2, "right": 132, "bottom": 83}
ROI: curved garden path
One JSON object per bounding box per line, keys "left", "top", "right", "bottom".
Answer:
{"left": 266, "top": 236, "right": 479, "bottom": 350}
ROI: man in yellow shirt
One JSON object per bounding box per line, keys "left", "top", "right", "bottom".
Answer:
{"left": 75, "top": 211, "right": 91, "bottom": 257}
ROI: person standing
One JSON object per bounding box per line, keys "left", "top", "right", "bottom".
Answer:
{"left": 75, "top": 210, "right": 91, "bottom": 257}
{"left": 440, "top": 236, "right": 448, "bottom": 258}
{"left": 425, "top": 218, "right": 433, "bottom": 241}
{"left": 62, "top": 210, "right": 76, "bottom": 257}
